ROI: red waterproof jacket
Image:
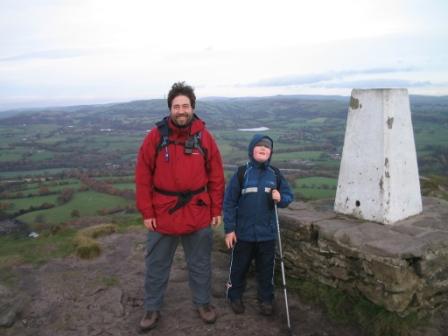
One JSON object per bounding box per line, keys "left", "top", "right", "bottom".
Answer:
{"left": 135, "top": 116, "right": 225, "bottom": 235}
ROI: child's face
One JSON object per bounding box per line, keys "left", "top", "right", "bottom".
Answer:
{"left": 253, "top": 145, "right": 271, "bottom": 162}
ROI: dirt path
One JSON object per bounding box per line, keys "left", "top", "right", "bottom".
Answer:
{"left": 2, "top": 228, "right": 368, "bottom": 336}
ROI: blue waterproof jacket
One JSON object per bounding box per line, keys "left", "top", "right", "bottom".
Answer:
{"left": 223, "top": 134, "right": 294, "bottom": 241}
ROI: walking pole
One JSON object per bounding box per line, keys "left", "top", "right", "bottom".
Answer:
{"left": 274, "top": 203, "right": 293, "bottom": 335}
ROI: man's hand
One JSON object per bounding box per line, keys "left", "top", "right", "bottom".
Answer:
{"left": 143, "top": 218, "right": 157, "bottom": 231}
{"left": 225, "top": 232, "right": 237, "bottom": 249}
{"left": 272, "top": 189, "right": 281, "bottom": 203}
{"left": 211, "top": 215, "right": 222, "bottom": 228}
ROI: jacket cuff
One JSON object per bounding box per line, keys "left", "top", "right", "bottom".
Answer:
{"left": 224, "top": 225, "right": 235, "bottom": 234}
{"left": 141, "top": 209, "right": 155, "bottom": 220}
{"left": 211, "top": 207, "right": 222, "bottom": 218}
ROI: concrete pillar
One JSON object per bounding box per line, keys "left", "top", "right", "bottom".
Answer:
{"left": 334, "top": 89, "right": 422, "bottom": 224}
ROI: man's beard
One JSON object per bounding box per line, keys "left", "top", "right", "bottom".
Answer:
{"left": 171, "top": 114, "right": 193, "bottom": 127}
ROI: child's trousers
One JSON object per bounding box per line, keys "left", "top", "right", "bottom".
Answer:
{"left": 226, "top": 239, "right": 276, "bottom": 303}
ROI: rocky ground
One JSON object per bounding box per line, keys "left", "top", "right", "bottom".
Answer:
{"left": 0, "top": 227, "right": 370, "bottom": 336}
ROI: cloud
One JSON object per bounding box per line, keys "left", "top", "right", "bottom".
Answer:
{"left": 0, "top": 48, "right": 99, "bottom": 62}
{"left": 247, "top": 67, "right": 417, "bottom": 87}
{"left": 250, "top": 73, "right": 334, "bottom": 87}
{"left": 320, "top": 79, "right": 433, "bottom": 89}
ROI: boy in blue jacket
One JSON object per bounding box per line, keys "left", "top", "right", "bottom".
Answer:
{"left": 224, "top": 134, "right": 293, "bottom": 316}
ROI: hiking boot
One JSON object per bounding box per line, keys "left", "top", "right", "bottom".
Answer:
{"left": 258, "top": 301, "right": 273, "bottom": 316}
{"left": 139, "top": 310, "right": 160, "bottom": 332}
{"left": 230, "top": 299, "right": 245, "bottom": 314}
{"left": 197, "top": 304, "right": 217, "bottom": 324}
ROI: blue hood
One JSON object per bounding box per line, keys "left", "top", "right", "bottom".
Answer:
{"left": 248, "top": 134, "right": 274, "bottom": 166}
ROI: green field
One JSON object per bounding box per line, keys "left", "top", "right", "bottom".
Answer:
{"left": 295, "top": 176, "right": 337, "bottom": 200}
{"left": 80, "top": 135, "right": 141, "bottom": 152}
{"left": 274, "top": 151, "right": 324, "bottom": 161}
{"left": 317, "top": 160, "right": 341, "bottom": 169}
{"left": 414, "top": 124, "right": 448, "bottom": 148}
{"left": 0, "top": 168, "right": 71, "bottom": 179}
{"left": 3, "top": 194, "right": 59, "bottom": 214}
{"left": 35, "top": 135, "right": 70, "bottom": 145}
{"left": 307, "top": 117, "right": 328, "bottom": 124}
{"left": 16, "top": 191, "right": 132, "bottom": 225}
{"left": 298, "top": 177, "right": 337, "bottom": 186}
{"left": 28, "top": 150, "right": 54, "bottom": 161}
{"left": 18, "top": 181, "right": 82, "bottom": 194}
{"left": 0, "top": 148, "right": 28, "bottom": 161}
{"left": 297, "top": 188, "right": 336, "bottom": 200}
{"left": 112, "top": 183, "right": 135, "bottom": 190}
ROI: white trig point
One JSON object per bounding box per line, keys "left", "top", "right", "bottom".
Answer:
{"left": 334, "top": 89, "right": 422, "bottom": 224}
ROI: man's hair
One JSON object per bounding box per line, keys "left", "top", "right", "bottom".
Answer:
{"left": 167, "top": 82, "right": 196, "bottom": 109}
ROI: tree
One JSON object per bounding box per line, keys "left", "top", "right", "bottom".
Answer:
{"left": 38, "top": 187, "right": 50, "bottom": 195}
{"left": 0, "top": 202, "right": 13, "bottom": 210}
{"left": 57, "top": 188, "right": 75, "bottom": 205}
{"left": 71, "top": 209, "right": 80, "bottom": 217}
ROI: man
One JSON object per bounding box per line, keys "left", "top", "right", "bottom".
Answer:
{"left": 135, "top": 82, "right": 225, "bottom": 332}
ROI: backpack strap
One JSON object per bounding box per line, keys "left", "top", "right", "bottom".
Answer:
{"left": 156, "top": 117, "right": 171, "bottom": 161}
{"left": 237, "top": 164, "right": 281, "bottom": 193}
{"left": 269, "top": 166, "right": 282, "bottom": 189}
{"left": 154, "top": 117, "right": 209, "bottom": 169}
{"left": 237, "top": 164, "right": 248, "bottom": 189}
{"left": 193, "top": 132, "right": 205, "bottom": 156}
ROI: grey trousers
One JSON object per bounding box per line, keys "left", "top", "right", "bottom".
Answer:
{"left": 144, "top": 226, "right": 213, "bottom": 311}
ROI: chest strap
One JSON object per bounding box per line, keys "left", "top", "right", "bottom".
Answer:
{"left": 154, "top": 186, "right": 207, "bottom": 214}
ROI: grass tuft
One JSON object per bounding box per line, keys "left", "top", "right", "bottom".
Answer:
{"left": 73, "top": 223, "right": 117, "bottom": 259}
{"left": 77, "top": 223, "right": 117, "bottom": 239}
{"left": 0, "top": 254, "right": 24, "bottom": 269}
{"left": 101, "top": 275, "right": 119, "bottom": 287}
{"left": 110, "top": 215, "right": 142, "bottom": 233}
{"left": 73, "top": 235, "right": 101, "bottom": 259}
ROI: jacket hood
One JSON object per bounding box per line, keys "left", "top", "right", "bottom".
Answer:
{"left": 248, "top": 134, "right": 274, "bottom": 166}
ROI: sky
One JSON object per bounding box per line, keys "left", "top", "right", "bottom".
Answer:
{"left": 0, "top": 0, "right": 447, "bottom": 110}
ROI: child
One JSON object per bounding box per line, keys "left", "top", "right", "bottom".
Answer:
{"left": 223, "top": 134, "right": 293, "bottom": 315}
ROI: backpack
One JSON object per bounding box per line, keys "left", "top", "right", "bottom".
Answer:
{"left": 155, "top": 117, "right": 209, "bottom": 169}
{"left": 237, "top": 164, "right": 281, "bottom": 192}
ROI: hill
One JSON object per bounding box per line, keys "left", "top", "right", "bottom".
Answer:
{"left": 0, "top": 94, "right": 447, "bottom": 229}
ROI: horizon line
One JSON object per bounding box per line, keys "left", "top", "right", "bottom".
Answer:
{"left": 1, "top": 92, "right": 448, "bottom": 113}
